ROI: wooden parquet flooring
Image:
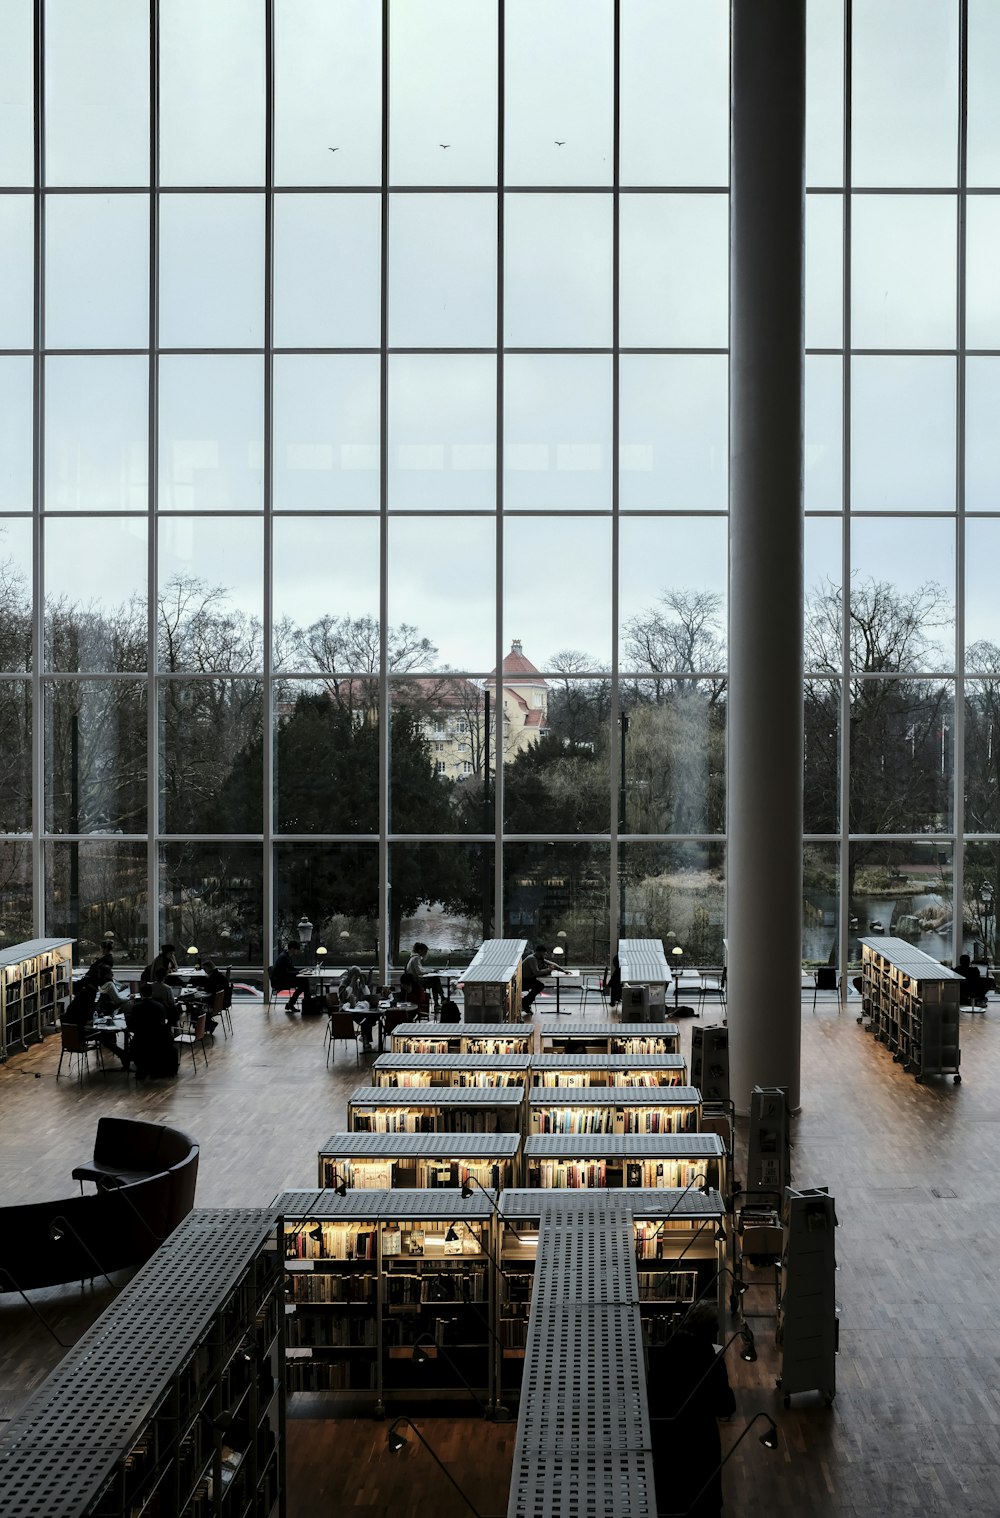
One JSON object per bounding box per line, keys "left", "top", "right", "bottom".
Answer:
{"left": 3, "top": 995, "right": 1000, "bottom": 1516}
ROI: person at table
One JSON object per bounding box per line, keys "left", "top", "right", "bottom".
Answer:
{"left": 953, "top": 952, "right": 996, "bottom": 1007}
{"left": 404, "top": 942, "right": 442, "bottom": 1014}
{"left": 97, "top": 974, "right": 130, "bottom": 1015}
{"left": 195, "top": 959, "right": 228, "bottom": 1033}
{"left": 63, "top": 979, "right": 99, "bottom": 1030}
{"left": 338, "top": 965, "right": 378, "bottom": 1049}
{"left": 520, "top": 943, "right": 557, "bottom": 1016}
{"left": 269, "top": 944, "right": 306, "bottom": 1011}
{"left": 147, "top": 966, "right": 178, "bottom": 1029}
{"left": 141, "top": 944, "right": 180, "bottom": 988}
{"left": 125, "top": 993, "right": 178, "bottom": 1082}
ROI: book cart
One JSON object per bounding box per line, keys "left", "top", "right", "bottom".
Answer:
{"left": 522, "top": 1132, "right": 727, "bottom": 1196}
{"left": 529, "top": 1052, "right": 687, "bottom": 1088}
{"left": 527, "top": 1085, "right": 702, "bottom": 1137}
{"left": 458, "top": 938, "right": 527, "bottom": 1023}
{"left": 347, "top": 1084, "right": 525, "bottom": 1134}
{"left": 370, "top": 1052, "right": 531, "bottom": 1088}
{"left": 0, "top": 1209, "right": 285, "bottom": 1518}
{"left": 539, "top": 1019, "right": 680, "bottom": 1055}
{"left": 317, "top": 1132, "right": 522, "bottom": 1191}
{"left": 388, "top": 1022, "right": 534, "bottom": 1055}
{"left": 276, "top": 1188, "right": 498, "bottom": 1417}
{"left": 618, "top": 939, "right": 671, "bottom": 1020}
{"left": 857, "top": 936, "right": 963, "bottom": 1083}
{"left": 0, "top": 936, "right": 74, "bottom": 1060}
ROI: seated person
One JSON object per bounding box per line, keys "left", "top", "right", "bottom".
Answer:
{"left": 520, "top": 944, "right": 557, "bottom": 1016}
{"left": 404, "top": 942, "right": 442, "bottom": 1013}
{"left": 147, "top": 966, "right": 178, "bottom": 1028}
{"left": 394, "top": 971, "right": 418, "bottom": 1008}
{"left": 195, "top": 959, "right": 229, "bottom": 1032}
{"left": 269, "top": 944, "right": 305, "bottom": 1011}
{"left": 338, "top": 965, "right": 378, "bottom": 1048}
{"left": 97, "top": 975, "right": 130, "bottom": 1014}
{"left": 63, "top": 979, "right": 99, "bottom": 1030}
{"left": 126, "top": 994, "right": 179, "bottom": 1081}
{"left": 953, "top": 953, "right": 996, "bottom": 1006}
{"left": 142, "top": 944, "right": 182, "bottom": 987}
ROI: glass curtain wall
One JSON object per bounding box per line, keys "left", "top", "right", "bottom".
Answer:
{"left": 0, "top": 0, "right": 997, "bottom": 976}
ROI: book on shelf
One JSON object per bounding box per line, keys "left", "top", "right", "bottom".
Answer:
{"left": 404, "top": 1228, "right": 425, "bottom": 1256}
{"left": 383, "top": 1225, "right": 402, "bottom": 1257}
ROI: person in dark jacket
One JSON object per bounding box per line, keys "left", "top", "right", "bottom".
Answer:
{"left": 269, "top": 945, "right": 305, "bottom": 1010}
{"left": 125, "top": 994, "right": 179, "bottom": 1081}
{"left": 645, "top": 1305, "right": 736, "bottom": 1517}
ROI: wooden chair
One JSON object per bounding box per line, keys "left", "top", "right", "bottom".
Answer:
{"left": 327, "top": 1012, "right": 363, "bottom": 1067}
{"left": 207, "top": 989, "right": 227, "bottom": 1037}
{"left": 56, "top": 1022, "right": 106, "bottom": 1084}
{"left": 174, "top": 1012, "right": 210, "bottom": 1072}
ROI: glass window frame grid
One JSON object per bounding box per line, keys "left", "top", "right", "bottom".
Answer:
{"left": 2, "top": 1, "right": 997, "bottom": 973}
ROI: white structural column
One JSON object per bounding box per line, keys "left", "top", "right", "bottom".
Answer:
{"left": 727, "top": 0, "right": 806, "bottom": 1114}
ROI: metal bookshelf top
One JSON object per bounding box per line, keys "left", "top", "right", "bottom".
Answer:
{"left": 318, "top": 1131, "right": 522, "bottom": 1158}
{"left": 539, "top": 1022, "right": 680, "bottom": 1040}
{"left": 371, "top": 1052, "right": 532, "bottom": 1071}
{"left": 348, "top": 1084, "right": 526, "bottom": 1107}
{"left": 461, "top": 938, "right": 528, "bottom": 983}
{"left": 0, "top": 1208, "right": 275, "bottom": 1518}
{"left": 389, "top": 1022, "right": 534, "bottom": 1040}
{"left": 858, "top": 937, "right": 963, "bottom": 980}
{"left": 0, "top": 937, "right": 74, "bottom": 969}
{"left": 531, "top": 1052, "right": 686, "bottom": 1070}
{"left": 528, "top": 1085, "right": 701, "bottom": 1107}
{"left": 618, "top": 939, "right": 671, "bottom": 985}
{"left": 499, "top": 1186, "right": 725, "bottom": 1220}
{"left": 273, "top": 1188, "right": 497, "bottom": 1222}
{"left": 523, "top": 1133, "right": 725, "bottom": 1158}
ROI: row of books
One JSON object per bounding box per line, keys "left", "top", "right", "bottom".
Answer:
{"left": 285, "top": 1225, "right": 377, "bottom": 1262}
{"left": 530, "top": 1162, "right": 607, "bottom": 1189}
{"left": 636, "top": 1270, "right": 699, "bottom": 1303}
{"left": 288, "top": 1272, "right": 376, "bottom": 1303}
{"left": 533, "top": 1073, "right": 681, "bottom": 1088}
{"left": 288, "top": 1317, "right": 377, "bottom": 1348}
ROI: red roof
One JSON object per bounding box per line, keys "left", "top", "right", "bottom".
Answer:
{"left": 489, "top": 640, "right": 547, "bottom": 682}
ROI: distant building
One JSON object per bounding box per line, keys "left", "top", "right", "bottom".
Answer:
{"left": 486, "top": 639, "right": 549, "bottom": 760}
{"left": 415, "top": 641, "right": 549, "bottom": 779}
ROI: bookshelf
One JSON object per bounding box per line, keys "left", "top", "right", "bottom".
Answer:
{"left": 858, "top": 936, "right": 962, "bottom": 1083}
{"left": 458, "top": 939, "right": 527, "bottom": 1024}
{"left": 370, "top": 1052, "right": 531, "bottom": 1088}
{"left": 275, "top": 1189, "right": 498, "bottom": 1416}
{"left": 317, "top": 1132, "right": 522, "bottom": 1191}
{"left": 529, "top": 1053, "right": 687, "bottom": 1088}
{"left": 522, "top": 1133, "right": 727, "bottom": 1195}
{"left": 538, "top": 1020, "right": 680, "bottom": 1055}
{"left": 527, "top": 1085, "right": 702, "bottom": 1137}
{"left": 618, "top": 939, "right": 671, "bottom": 1020}
{"left": 628, "top": 1188, "right": 728, "bottom": 1346}
{"left": 777, "top": 1186, "right": 838, "bottom": 1407}
{"left": 0, "top": 937, "right": 74, "bottom": 1061}
{"left": 0, "top": 1208, "right": 285, "bottom": 1518}
{"left": 388, "top": 1022, "right": 534, "bottom": 1055}
{"left": 347, "top": 1084, "right": 525, "bottom": 1135}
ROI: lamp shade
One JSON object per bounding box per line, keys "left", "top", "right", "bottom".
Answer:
{"left": 186, "top": 945, "right": 199, "bottom": 956}
{"left": 316, "top": 945, "right": 328, "bottom": 957}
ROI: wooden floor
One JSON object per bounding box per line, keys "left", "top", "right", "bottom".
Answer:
{"left": 3, "top": 994, "right": 1000, "bottom": 1516}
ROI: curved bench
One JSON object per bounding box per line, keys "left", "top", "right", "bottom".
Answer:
{"left": 0, "top": 1119, "right": 198, "bottom": 1294}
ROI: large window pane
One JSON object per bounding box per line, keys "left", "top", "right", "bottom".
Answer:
{"left": 388, "top": 517, "right": 495, "bottom": 673}
{"left": 159, "top": 0, "right": 265, "bottom": 186}
{"left": 389, "top": 195, "right": 496, "bottom": 347}
{"left": 619, "top": 518, "right": 727, "bottom": 674}
{"left": 0, "top": 1, "right": 33, "bottom": 186}
{"left": 392, "top": 843, "right": 492, "bottom": 964}
{"left": 389, "top": 0, "right": 497, "bottom": 186}
{"left": 849, "top": 679, "right": 954, "bottom": 832}
{"left": 0, "top": 360, "right": 33, "bottom": 512}
{"left": 851, "top": 195, "right": 956, "bottom": 349}
{"left": 805, "top": 195, "right": 843, "bottom": 350}
{"left": 850, "top": 357, "right": 955, "bottom": 511}
{"left": 619, "top": 195, "right": 728, "bottom": 349}
{"left": 505, "top": 195, "right": 612, "bottom": 347}
{"left": 804, "top": 356, "right": 843, "bottom": 512}
{"left": 806, "top": 0, "right": 845, "bottom": 188}
{"left": 0, "top": 843, "right": 32, "bottom": 947}
{"left": 620, "top": 680, "right": 724, "bottom": 835}
{"left": 619, "top": 355, "right": 727, "bottom": 511}
{"left": 274, "top": 678, "right": 378, "bottom": 833}
{"left": 274, "top": 844, "right": 379, "bottom": 966}
{"left": 159, "top": 195, "right": 263, "bottom": 348}
{"left": 274, "top": 0, "right": 381, "bottom": 187}
{"left": 0, "top": 518, "right": 33, "bottom": 671}
{"left": 0, "top": 682, "right": 31, "bottom": 832}
{"left": 964, "top": 689, "right": 1000, "bottom": 834}
{"left": 0, "top": 196, "right": 33, "bottom": 348}
{"left": 45, "top": 0, "right": 149, "bottom": 186}
{"left": 851, "top": 0, "right": 958, "bottom": 187}
{"left": 45, "top": 517, "right": 147, "bottom": 673}
{"left": 160, "top": 842, "right": 264, "bottom": 964}
{"left": 962, "top": 843, "right": 1000, "bottom": 962}
{"left": 804, "top": 680, "right": 840, "bottom": 834}
{"left": 158, "top": 517, "right": 264, "bottom": 672}
{"left": 47, "top": 194, "right": 149, "bottom": 348}
{"left": 620, "top": 0, "right": 728, "bottom": 187}
{"left": 505, "top": 519, "right": 612, "bottom": 672}
{"left": 502, "top": 678, "right": 609, "bottom": 836}
{"left": 967, "top": 520, "right": 1000, "bottom": 663}
{"left": 503, "top": 844, "right": 610, "bottom": 972}
{"left": 273, "top": 518, "right": 380, "bottom": 672}
{"left": 389, "top": 355, "right": 495, "bottom": 511}
{"left": 45, "top": 679, "right": 147, "bottom": 833}
{"left": 504, "top": 355, "right": 611, "bottom": 511}
{"left": 847, "top": 838, "right": 952, "bottom": 967}
{"left": 966, "top": 199, "right": 1000, "bottom": 350}
{"left": 273, "top": 195, "right": 380, "bottom": 348}
{"left": 47, "top": 840, "right": 148, "bottom": 960}
{"left": 966, "top": 359, "right": 1000, "bottom": 513}
{"left": 392, "top": 678, "right": 494, "bottom": 833}
{"left": 160, "top": 678, "right": 262, "bottom": 833}
{"left": 273, "top": 355, "right": 379, "bottom": 512}
{"left": 504, "top": 0, "right": 612, "bottom": 186}
{"left": 968, "top": 0, "right": 1000, "bottom": 187}
{"left": 158, "top": 356, "right": 263, "bottom": 511}
{"left": 45, "top": 356, "right": 148, "bottom": 511}
{"left": 803, "top": 843, "right": 840, "bottom": 969}
{"left": 618, "top": 842, "right": 724, "bottom": 964}
{"left": 850, "top": 517, "right": 954, "bottom": 672}
{"left": 804, "top": 515, "right": 843, "bottom": 671}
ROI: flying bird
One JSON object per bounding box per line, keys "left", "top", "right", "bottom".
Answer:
{"left": 440, "top": 143, "right": 450, "bottom": 148}
{"left": 328, "top": 146, "right": 339, "bottom": 152}
{"left": 554, "top": 140, "right": 565, "bottom": 146}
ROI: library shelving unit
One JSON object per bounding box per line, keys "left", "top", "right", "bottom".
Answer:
{"left": 521, "top": 1132, "right": 727, "bottom": 1195}
{"left": 458, "top": 938, "right": 527, "bottom": 1023}
{"left": 538, "top": 1019, "right": 680, "bottom": 1055}
{"left": 0, "top": 936, "right": 74, "bottom": 1060}
{"left": 388, "top": 1021, "right": 534, "bottom": 1055}
{"left": 618, "top": 938, "right": 671, "bottom": 1020}
{"left": 347, "top": 1083, "right": 525, "bottom": 1135}
{"left": 275, "top": 1188, "right": 498, "bottom": 1416}
{"left": 527, "top": 1085, "right": 702, "bottom": 1138}
{"left": 0, "top": 1208, "right": 285, "bottom": 1518}
{"left": 529, "top": 1052, "right": 687, "bottom": 1088}
{"left": 857, "top": 935, "right": 963, "bottom": 1083}
{"left": 776, "top": 1186, "right": 838, "bottom": 1407}
{"left": 370, "top": 1052, "right": 531, "bottom": 1088}
{"left": 316, "top": 1131, "right": 522, "bottom": 1191}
